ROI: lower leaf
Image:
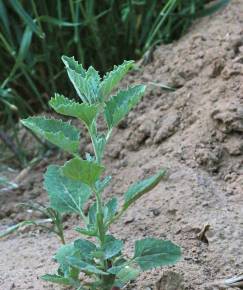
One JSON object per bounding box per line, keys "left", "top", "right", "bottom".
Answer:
{"left": 133, "top": 238, "right": 181, "bottom": 271}
{"left": 41, "top": 274, "right": 79, "bottom": 287}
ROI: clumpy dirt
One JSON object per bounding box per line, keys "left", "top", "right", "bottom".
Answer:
{"left": 0, "top": 1, "right": 243, "bottom": 289}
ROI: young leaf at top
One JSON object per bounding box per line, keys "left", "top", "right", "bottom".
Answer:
{"left": 61, "top": 158, "right": 104, "bottom": 186}
{"left": 133, "top": 238, "right": 181, "bottom": 271}
{"left": 104, "top": 85, "right": 146, "bottom": 129}
{"left": 123, "top": 170, "right": 166, "bottom": 210}
{"left": 44, "top": 165, "right": 92, "bottom": 214}
{"left": 49, "top": 94, "right": 99, "bottom": 128}
{"left": 21, "top": 116, "right": 80, "bottom": 154}
{"left": 62, "top": 56, "right": 100, "bottom": 104}
{"left": 99, "top": 60, "right": 134, "bottom": 99}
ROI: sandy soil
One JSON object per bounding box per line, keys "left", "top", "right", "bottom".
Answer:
{"left": 0, "top": 1, "right": 243, "bottom": 289}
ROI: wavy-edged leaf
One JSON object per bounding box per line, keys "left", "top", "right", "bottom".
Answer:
{"left": 44, "top": 165, "right": 91, "bottom": 214}
{"left": 104, "top": 85, "right": 146, "bottom": 129}
{"left": 133, "top": 238, "right": 181, "bottom": 271}
{"left": 21, "top": 116, "right": 80, "bottom": 154}
{"left": 123, "top": 170, "right": 166, "bottom": 210}
{"left": 100, "top": 60, "right": 134, "bottom": 99}
{"left": 62, "top": 55, "right": 100, "bottom": 104}
{"left": 62, "top": 158, "right": 104, "bottom": 186}
{"left": 49, "top": 94, "right": 99, "bottom": 127}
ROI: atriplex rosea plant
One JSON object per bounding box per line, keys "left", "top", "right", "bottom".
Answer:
{"left": 22, "top": 56, "right": 181, "bottom": 290}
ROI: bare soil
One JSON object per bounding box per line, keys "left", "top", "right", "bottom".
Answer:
{"left": 0, "top": 1, "right": 242, "bottom": 289}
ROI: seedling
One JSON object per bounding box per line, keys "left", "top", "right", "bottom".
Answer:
{"left": 22, "top": 56, "right": 181, "bottom": 290}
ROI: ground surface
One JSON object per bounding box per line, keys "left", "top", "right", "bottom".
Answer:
{"left": 0, "top": 1, "right": 243, "bottom": 289}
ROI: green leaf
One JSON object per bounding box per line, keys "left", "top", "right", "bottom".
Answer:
{"left": 100, "top": 60, "right": 134, "bottom": 99}
{"left": 104, "top": 197, "right": 118, "bottom": 223}
{"left": 104, "top": 85, "right": 146, "bottom": 129}
{"left": 61, "top": 158, "right": 104, "bottom": 186}
{"left": 123, "top": 170, "right": 166, "bottom": 210}
{"left": 41, "top": 274, "right": 73, "bottom": 286}
{"left": 102, "top": 238, "right": 123, "bottom": 259}
{"left": 55, "top": 243, "right": 77, "bottom": 266}
{"left": 95, "top": 176, "right": 112, "bottom": 192}
{"left": 44, "top": 165, "right": 91, "bottom": 214}
{"left": 74, "top": 239, "right": 97, "bottom": 260}
{"left": 67, "top": 257, "right": 108, "bottom": 275}
{"left": 75, "top": 226, "right": 97, "bottom": 237}
{"left": 62, "top": 55, "right": 100, "bottom": 104}
{"left": 49, "top": 94, "right": 99, "bottom": 127}
{"left": 21, "top": 116, "right": 80, "bottom": 154}
{"left": 133, "top": 238, "right": 181, "bottom": 271}
{"left": 114, "top": 265, "right": 140, "bottom": 287}
{"left": 88, "top": 202, "right": 97, "bottom": 225}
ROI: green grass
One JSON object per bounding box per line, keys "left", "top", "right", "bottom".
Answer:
{"left": 0, "top": 0, "right": 229, "bottom": 166}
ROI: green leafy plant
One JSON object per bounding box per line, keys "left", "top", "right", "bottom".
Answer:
{"left": 22, "top": 56, "right": 181, "bottom": 290}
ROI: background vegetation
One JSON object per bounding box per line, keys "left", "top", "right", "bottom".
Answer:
{"left": 0, "top": 0, "right": 229, "bottom": 166}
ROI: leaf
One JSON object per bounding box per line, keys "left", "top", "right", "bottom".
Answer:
{"left": 95, "top": 176, "right": 112, "bottom": 192}
{"left": 114, "top": 265, "right": 140, "bottom": 287}
{"left": 49, "top": 94, "right": 99, "bottom": 127}
{"left": 123, "top": 170, "right": 166, "bottom": 210}
{"left": 0, "top": 220, "right": 36, "bottom": 238}
{"left": 21, "top": 116, "right": 80, "bottom": 154}
{"left": 104, "top": 197, "right": 118, "bottom": 223}
{"left": 62, "top": 55, "right": 100, "bottom": 104}
{"left": 75, "top": 226, "right": 97, "bottom": 237}
{"left": 100, "top": 60, "right": 134, "bottom": 99}
{"left": 104, "top": 85, "right": 146, "bottom": 129}
{"left": 67, "top": 257, "right": 108, "bottom": 275}
{"left": 133, "top": 238, "right": 181, "bottom": 271}
{"left": 102, "top": 238, "right": 123, "bottom": 259}
{"left": 44, "top": 165, "right": 92, "bottom": 214}
{"left": 41, "top": 274, "right": 73, "bottom": 286}
{"left": 55, "top": 243, "right": 77, "bottom": 266}
{"left": 61, "top": 158, "right": 104, "bottom": 186}
{"left": 74, "top": 239, "right": 97, "bottom": 260}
